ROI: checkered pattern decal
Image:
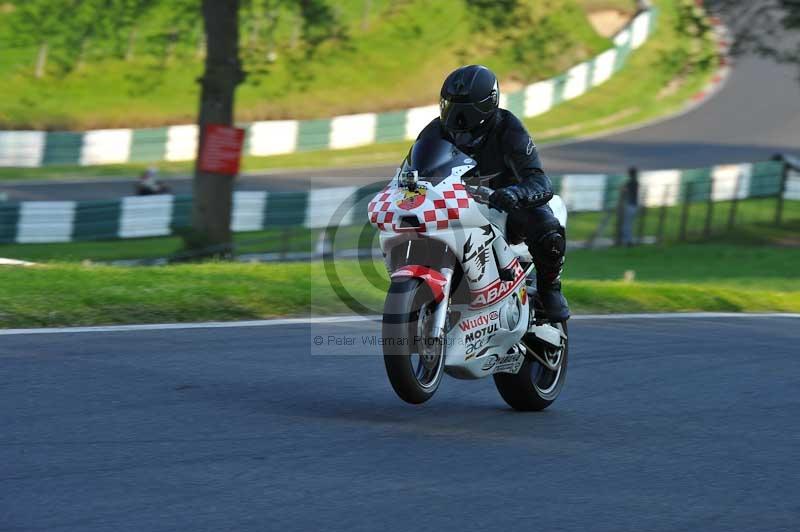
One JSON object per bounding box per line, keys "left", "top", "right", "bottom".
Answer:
{"left": 367, "top": 186, "right": 396, "bottom": 231}
{"left": 368, "top": 183, "right": 473, "bottom": 232}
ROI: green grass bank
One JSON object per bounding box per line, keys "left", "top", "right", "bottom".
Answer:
{"left": 0, "top": 0, "right": 620, "bottom": 129}
{"left": 1, "top": 242, "right": 798, "bottom": 329}
{"left": 0, "top": 0, "right": 716, "bottom": 184}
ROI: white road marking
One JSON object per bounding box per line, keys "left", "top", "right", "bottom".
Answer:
{"left": 0, "top": 313, "right": 798, "bottom": 336}
{"left": 573, "top": 312, "right": 800, "bottom": 320}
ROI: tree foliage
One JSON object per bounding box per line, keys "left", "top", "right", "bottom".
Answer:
{"left": 4, "top": 0, "right": 345, "bottom": 77}
{"left": 708, "top": 0, "right": 800, "bottom": 75}
{"left": 7, "top": 0, "right": 158, "bottom": 72}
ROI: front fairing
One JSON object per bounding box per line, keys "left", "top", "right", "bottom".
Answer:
{"left": 368, "top": 175, "right": 478, "bottom": 235}
{"left": 369, "top": 171, "right": 524, "bottom": 306}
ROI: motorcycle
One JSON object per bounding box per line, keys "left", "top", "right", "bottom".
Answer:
{"left": 368, "top": 136, "right": 569, "bottom": 410}
{"left": 135, "top": 168, "right": 171, "bottom": 196}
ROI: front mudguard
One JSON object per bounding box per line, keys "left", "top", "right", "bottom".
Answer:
{"left": 390, "top": 266, "right": 448, "bottom": 303}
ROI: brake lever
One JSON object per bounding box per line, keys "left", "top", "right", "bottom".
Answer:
{"left": 466, "top": 185, "right": 504, "bottom": 211}
{"left": 465, "top": 184, "right": 492, "bottom": 201}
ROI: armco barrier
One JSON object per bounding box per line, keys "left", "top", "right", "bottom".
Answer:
{"left": 0, "top": 160, "right": 797, "bottom": 245}
{"left": 0, "top": 8, "right": 658, "bottom": 168}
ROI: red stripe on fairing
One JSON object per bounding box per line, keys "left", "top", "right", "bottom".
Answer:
{"left": 391, "top": 266, "right": 448, "bottom": 302}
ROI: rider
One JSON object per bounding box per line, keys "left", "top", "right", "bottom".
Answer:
{"left": 416, "top": 64, "right": 569, "bottom": 321}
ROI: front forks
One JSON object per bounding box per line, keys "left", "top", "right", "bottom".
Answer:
{"left": 428, "top": 267, "right": 454, "bottom": 339}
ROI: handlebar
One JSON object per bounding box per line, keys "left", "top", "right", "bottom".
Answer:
{"left": 464, "top": 184, "right": 496, "bottom": 206}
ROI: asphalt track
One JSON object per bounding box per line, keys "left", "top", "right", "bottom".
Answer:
{"left": 2, "top": 315, "right": 799, "bottom": 531}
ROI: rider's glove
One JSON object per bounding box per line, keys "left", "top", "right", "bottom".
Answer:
{"left": 517, "top": 178, "right": 554, "bottom": 208}
{"left": 489, "top": 186, "right": 524, "bottom": 212}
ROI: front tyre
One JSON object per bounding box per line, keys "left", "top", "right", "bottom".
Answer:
{"left": 382, "top": 279, "right": 445, "bottom": 404}
{"left": 493, "top": 321, "right": 568, "bottom": 411}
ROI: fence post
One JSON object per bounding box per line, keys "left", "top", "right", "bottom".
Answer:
{"left": 315, "top": 227, "right": 334, "bottom": 257}
{"left": 588, "top": 210, "right": 614, "bottom": 248}
{"left": 614, "top": 183, "right": 625, "bottom": 247}
{"left": 656, "top": 184, "right": 669, "bottom": 244}
{"left": 776, "top": 159, "right": 789, "bottom": 226}
{"left": 280, "top": 226, "right": 291, "bottom": 259}
{"left": 616, "top": 166, "right": 639, "bottom": 246}
{"left": 679, "top": 181, "right": 692, "bottom": 242}
{"left": 704, "top": 174, "right": 714, "bottom": 238}
{"left": 636, "top": 184, "right": 648, "bottom": 243}
{"left": 35, "top": 42, "right": 48, "bottom": 78}
{"left": 727, "top": 168, "right": 742, "bottom": 231}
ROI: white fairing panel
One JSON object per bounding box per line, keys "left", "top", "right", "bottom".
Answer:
{"left": 548, "top": 195, "right": 568, "bottom": 228}
{"left": 509, "top": 243, "right": 532, "bottom": 261}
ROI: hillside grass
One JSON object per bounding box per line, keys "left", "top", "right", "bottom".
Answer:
{"left": 527, "top": 0, "right": 717, "bottom": 141}
{"left": 0, "top": 0, "right": 617, "bottom": 129}
{"left": 0, "top": 0, "right": 714, "bottom": 184}
{"left": 1, "top": 240, "right": 798, "bottom": 328}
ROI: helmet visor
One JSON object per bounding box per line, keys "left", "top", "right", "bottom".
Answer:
{"left": 440, "top": 98, "right": 489, "bottom": 133}
{"left": 473, "top": 91, "right": 498, "bottom": 113}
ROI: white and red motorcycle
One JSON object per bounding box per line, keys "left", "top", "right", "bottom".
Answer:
{"left": 368, "top": 136, "right": 569, "bottom": 410}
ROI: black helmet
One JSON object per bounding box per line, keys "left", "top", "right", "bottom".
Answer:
{"left": 439, "top": 65, "right": 499, "bottom": 150}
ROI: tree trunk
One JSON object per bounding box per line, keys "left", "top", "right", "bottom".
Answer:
{"left": 35, "top": 42, "right": 48, "bottom": 78}
{"left": 266, "top": 8, "right": 278, "bottom": 62}
{"left": 164, "top": 30, "right": 178, "bottom": 65}
{"left": 190, "top": 0, "right": 245, "bottom": 256}
{"left": 290, "top": 11, "right": 301, "bottom": 49}
{"left": 77, "top": 38, "right": 89, "bottom": 70}
{"left": 362, "top": 0, "right": 372, "bottom": 31}
{"left": 249, "top": 11, "right": 262, "bottom": 47}
{"left": 195, "top": 21, "right": 207, "bottom": 60}
{"left": 126, "top": 26, "right": 138, "bottom": 61}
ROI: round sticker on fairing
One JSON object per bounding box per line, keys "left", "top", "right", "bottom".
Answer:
{"left": 396, "top": 185, "right": 428, "bottom": 210}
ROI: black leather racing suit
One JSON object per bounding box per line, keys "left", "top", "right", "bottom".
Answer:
{"left": 416, "top": 109, "right": 567, "bottom": 296}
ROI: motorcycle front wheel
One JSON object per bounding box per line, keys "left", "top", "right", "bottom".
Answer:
{"left": 493, "top": 321, "right": 568, "bottom": 411}
{"left": 382, "top": 279, "right": 445, "bottom": 404}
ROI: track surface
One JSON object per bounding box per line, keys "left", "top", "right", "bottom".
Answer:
{"left": 2, "top": 316, "right": 799, "bottom": 531}
{"left": 3, "top": 44, "right": 800, "bottom": 201}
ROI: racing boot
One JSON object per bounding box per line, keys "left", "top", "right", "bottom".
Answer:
{"left": 528, "top": 227, "right": 570, "bottom": 321}
{"left": 536, "top": 264, "right": 570, "bottom": 322}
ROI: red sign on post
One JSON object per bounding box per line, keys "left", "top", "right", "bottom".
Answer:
{"left": 199, "top": 124, "right": 245, "bottom": 176}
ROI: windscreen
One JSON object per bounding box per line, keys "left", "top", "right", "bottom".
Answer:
{"left": 400, "top": 136, "right": 476, "bottom": 185}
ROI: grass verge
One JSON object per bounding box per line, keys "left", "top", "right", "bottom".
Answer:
{"left": 0, "top": 227, "right": 316, "bottom": 263}
{"left": 1, "top": 242, "right": 798, "bottom": 328}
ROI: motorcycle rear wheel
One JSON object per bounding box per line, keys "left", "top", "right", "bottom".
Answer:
{"left": 382, "top": 279, "right": 445, "bottom": 404}
{"left": 493, "top": 321, "right": 568, "bottom": 411}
